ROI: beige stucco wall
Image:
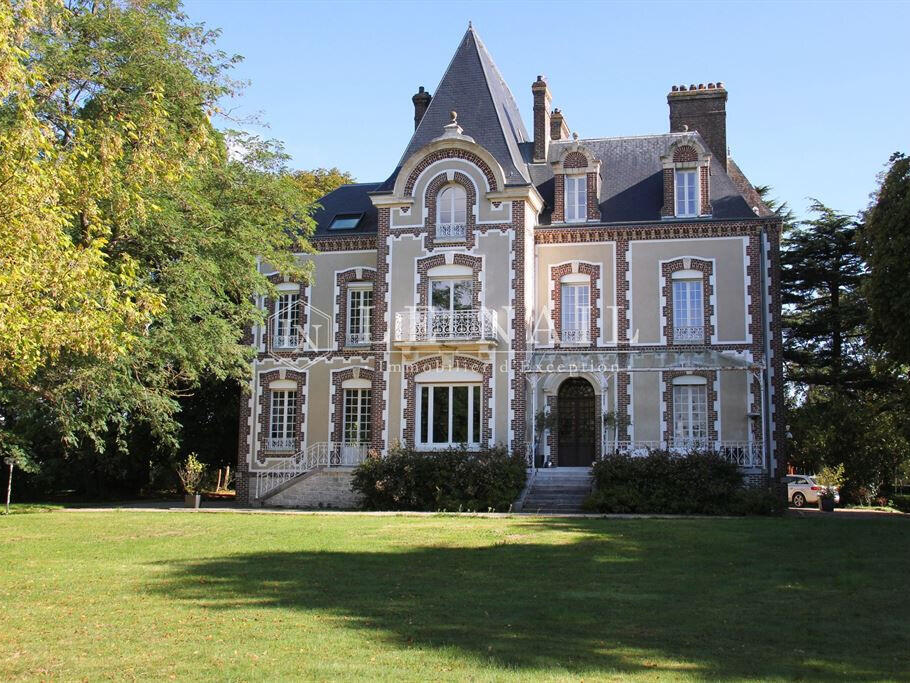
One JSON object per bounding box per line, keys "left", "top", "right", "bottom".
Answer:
{"left": 534, "top": 242, "right": 616, "bottom": 345}
{"left": 631, "top": 372, "right": 661, "bottom": 441}
{"left": 628, "top": 238, "right": 748, "bottom": 344}
{"left": 719, "top": 370, "right": 749, "bottom": 441}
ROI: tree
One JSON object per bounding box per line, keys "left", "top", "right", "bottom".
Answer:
{"left": 781, "top": 201, "right": 872, "bottom": 391}
{"left": 291, "top": 168, "right": 355, "bottom": 204}
{"left": 0, "top": 1, "right": 325, "bottom": 498}
{"left": 860, "top": 152, "right": 910, "bottom": 364}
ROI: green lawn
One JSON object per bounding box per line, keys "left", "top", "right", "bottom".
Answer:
{"left": 1, "top": 511, "right": 908, "bottom": 681}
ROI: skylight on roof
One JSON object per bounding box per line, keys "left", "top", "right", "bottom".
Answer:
{"left": 329, "top": 213, "right": 362, "bottom": 230}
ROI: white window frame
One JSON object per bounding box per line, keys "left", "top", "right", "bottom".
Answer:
{"left": 560, "top": 278, "right": 590, "bottom": 344}
{"left": 672, "top": 278, "right": 704, "bottom": 344}
{"left": 273, "top": 293, "right": 299, "bottom": 349}
{"left": 672, "top": 383, "right": 708, "bottom": 446}
{"left": 565, "top": 175, "right": 587, "bottom": 223}
{"left": 416, "top": 383, "right": 482, "bottom": 449}
{"left": 342, "top": 388, "right": 371, "bottom": 445}
{"left": 268, "top": 389, "right": 297, "bottom": 451}
{"left": 436, "top": 185, "right": 467, "bottom": 241}
{"left": 346, "top": 284, "right": 373, "bottom": 346}
{"left": 675, "top": 169, "right": 699, "bottom": 218}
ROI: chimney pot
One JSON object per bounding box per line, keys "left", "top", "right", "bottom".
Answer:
{"left": 412, "top": 86, "right": 432, "bottom": 130}
{"left": 668, "top": 81, "right": 729, "bottom": 169}
{"left": 672, "top": 85, "right": 679, "bottom": 92}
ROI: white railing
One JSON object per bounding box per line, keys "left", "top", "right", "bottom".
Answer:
{"left": 266, "top": 437, "right": 296, "bottom": 452}
{"left": 272, "top": 334, "right": 299, "bottom": 349}
{"left": 346, "top": 332, "right": 370, "bottom": 346}
{"left": 560, "top": 328, "right": 590, "bottom": 345}
{"left": 603, "top": 440, "right": 763, "bottom": 468}
{"left": 674, "top": 325, "right": 704, "bottom": 344}
{"left": 436, "top": 223, "right": 466, "bottom": 242}
{"left": 255, "top": 441, "right": 371, "bottom": 500}
{"left": 394, "top": 307, "right": 497, "bottom": 343}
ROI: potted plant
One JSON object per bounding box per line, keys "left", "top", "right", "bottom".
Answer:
{"left": 176, "top": 453, "right": 205, "bottom": 509}
{"left": 816, "top": 463, "right": 844, "bottom": 512}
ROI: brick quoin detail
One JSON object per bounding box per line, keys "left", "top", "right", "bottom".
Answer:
{"left": 545, "top": 394, "right": 557, "bottom": 465}
{"left": 416, "top": 253, "right": 483, "bottom": 309}
{"left": 661, "top": 258, "right": 714, "bottom": 346}
{"left": 404, "top": 149, "right": 498, "bottom": 196}
{"left": 256, "top": 370, "right": 307, "bottom": 462}
{"left": 662, "top": 370, "right": 718, "bottom": 444}
{"left": 549, "top": 262, "right": 601, "bottom": 347}
{"left": 423, "top": 171, "right": 479, "bottom": 250}
{"left": 402, "top": 356, "right": 493, "bottom": 449}
{"left": 330, "top": 367, "right": 376, "bottom": 444}
{"left": 335, "top": 268, "right": 376, "bottom": 349}
{"left": 508, "top": 200, "right": 528, "bottom": 455}
{"left": 370, "top": 206, "right": 391, "bottom": 452}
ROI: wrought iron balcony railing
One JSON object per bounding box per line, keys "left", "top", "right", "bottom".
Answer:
{"left": 272, "top": 334, "right": 299, "bottom": 349}
{"left": 436, "top": 222, "right": 466, "bottom": 242}
{"left": 394, "top": 307, "right": 497, "bottom": 343}
{"left": 266, "top": 436, "right": 296, "bottom": 452}
{"left": 346, "top": 332, "right": 371, "bottom": 347}
{"left": 560, "top": 328, "right": 590, "bottom": 345}
{"left": 603, "top": 439, "right": 763, "bottom": 468}
{"left": 673, "top": 325, "right": 705, "bottom": 344}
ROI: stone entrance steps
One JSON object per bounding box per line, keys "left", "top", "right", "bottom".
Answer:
{"left": 521, "top": 468, "right": 593, "bottom": 513}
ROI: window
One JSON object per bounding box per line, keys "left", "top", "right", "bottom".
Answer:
{"left": 343, "top": 389, "right": 371, "bottom": 444}
{"left": 673, "top": 383, "right": 708, "bottom": 446}
{"left": 565, "top": 176, "right": 587, "bottom": 222}
{"left": 273, "top": 293, "right": 299, "bottom": 348}
{"left": 418, "top": 384, "right": 481, "bottom": 447}
{"left": 672, "top": 279, "right": 704, "bottom": 344}
{"left": 329, "top": 213, "right": 362, "bottom": 230}
{"left": 437, "top": 185, "right": 467, "bottom": 241}
{"left": 347, "top": 286, "right": 373, "bottom": 346}
{"left": 560, "top": 281, "right": 590, "bottom": 344}
{"left": 268, "top": 390, "right": 297, "bottom": 451}
{"left": 675, "top": 170, "right": 698, "bottom": 217}
{"left": 429, "top": 278, "right": 473, "bottom": 339}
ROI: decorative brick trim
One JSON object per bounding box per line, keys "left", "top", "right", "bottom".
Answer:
{"left": 370, "top": 207, "right": 391, "bottom": 453}
{"left": 236, "top": 389, "right": 253, "bottom": 504}
{"left": 509, "top": 200, "right": 528, "bottom": 455}
{"left": 312, "top": 236, "right": 377, "bottom": 252}
{"left": 661, "top": 258, "right": 714, "bottom": 345}
{"left": 673, "top": 145, "right": 698, "bottom": 163}
{"left": 549, "top": 261, "right": 601, "bottom": 347}
{"left": 256, "top": 369, "right": 307, "bottom": 462}
{"left": 661, "top": 370, "right": 718, "bottom": 443}
{"left": 423, "top": 171, "right": 479, "bottom": 250}
{"left": 404, "top": 149, "right": 498, "bottom": 196}
{"left": 534, "top": 220, "right": 774, "bottom": 245}
{"left": 616, "top": 371, "right": 631, "bottom": 438}
{"left": 416, "top": 253, "right": 483, "bottom": 309}
{"left": 330, "top": 367, "right": 376, "bottom": 444}
{"left": 402, "top": 355, "right": 493, "bottom": 449}
{"left": 564, "top": 151, "right": 587, "bottom": 168}
{"left": 335, "top": 268, "right": 376, "bottom": 350}
{"left": 545, "top": 394, "right": 557, "bottom": 465}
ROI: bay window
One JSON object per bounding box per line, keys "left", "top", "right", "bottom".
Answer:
{"left": 268, "top": 390, "right": 297, "bottom": 451}
{"left": 347, "top": 286, "right": 373, "bottom": 346}
{"left": 418, "top": 384, "right": 482, "bottom": 447}
{"left": 672, "top": 278, "right": 704, "bottom": 344}
{"left": 675, "top": 170, "right": 698, "bottom": 217}
{"left": 565, "top": 175, "right": 587, "bottom": 222}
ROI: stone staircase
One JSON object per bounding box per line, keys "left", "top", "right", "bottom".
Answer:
{"left": 520, "top": 468, "right": 593, "bottom": 513}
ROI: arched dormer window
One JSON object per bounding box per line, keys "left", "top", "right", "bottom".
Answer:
{"left": 661, "top": 137, "right": 712, "bottom": 219}
{"left": 436, "top": 185, "right": 467, "bottom": 242}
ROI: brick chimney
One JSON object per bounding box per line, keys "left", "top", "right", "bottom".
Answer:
{"left": 412, "top": 86, "right": 432, "bottom": 130}
{"left": 532, "top": 75, "right": 551, "bottom": 162}
{"left": 668, "top": 82, "right": 728, "bottom": 169}
{"left": 550, "top": 108, "right": 569, "bottom": 141}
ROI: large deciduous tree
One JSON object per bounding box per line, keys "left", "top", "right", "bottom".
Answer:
{"left": 860, "top": 152, "right": 910, "bottom": 364}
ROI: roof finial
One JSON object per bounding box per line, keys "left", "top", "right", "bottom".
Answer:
{"left": 468, "top": 20, "right": 472, "bottom": 29}
{"left": 572, "top": 132, "right": 579, "bottom": 141}
{"left": 450, "top": 110, "right": 457, "bottom": 124}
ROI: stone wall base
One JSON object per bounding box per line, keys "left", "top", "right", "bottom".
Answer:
{"left": 263, "top": 468, "right": 361, "bottom": 509}
{"left": 742, "top": 470, "right": 769, "bottom": 489}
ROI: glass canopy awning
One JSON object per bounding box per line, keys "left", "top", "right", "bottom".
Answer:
{"left": 524, "top": 350, "right": 761, "bottom": 373}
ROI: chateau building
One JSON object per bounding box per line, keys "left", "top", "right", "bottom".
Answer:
{"left": 236, "top": 26, "right": 785, "bottom": 507}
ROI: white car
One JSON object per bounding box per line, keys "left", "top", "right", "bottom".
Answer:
{"left": 785, "top": 474, "right": 840, "bottom": 508}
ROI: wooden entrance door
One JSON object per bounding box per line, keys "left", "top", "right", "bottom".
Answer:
{"left": 557, "top": 378, "right": 596, "bottom": 467}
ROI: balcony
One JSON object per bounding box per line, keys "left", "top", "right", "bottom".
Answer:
{"left": 346, "top": 332, "right": 371, "bottom": 347}
{"left": 394, "top": 307, "right": 497, "bottom": 350}
{"left": 272, "top": 334, "right": 299, "bottom": 350}
{"left": 673, "top": 325, "right": 705, "bottom": 344}
{"left": 436, "top": 222, "right": 466, "bottom": 243}
{"left": 266, "top": 436, "right": 296, "bottom": 452}
{"left": 559, "top": 328, "right": 590, "bottom": 345}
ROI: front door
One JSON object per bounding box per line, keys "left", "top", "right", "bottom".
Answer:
{"left": 557, "top": 378, "right": 596, "bottom": 467}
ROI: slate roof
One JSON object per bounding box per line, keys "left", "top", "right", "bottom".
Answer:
{"left": 374, "top": 27, "right": 530, "bottom": 193}
{"left": 310, "top": 182, "right": 381, "bottom": 238}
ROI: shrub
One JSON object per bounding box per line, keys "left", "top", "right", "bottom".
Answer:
{"left": 175, "top": 453, "right": 205, "bottom": 494}
{"left": 889, "top": 494, "right": 910, "bottom": 513}
{"left": 584, "top": 450, "right": 781, "bottom": 515}
{"left": 351, "top": 445, "right": 527, "bottom": 512}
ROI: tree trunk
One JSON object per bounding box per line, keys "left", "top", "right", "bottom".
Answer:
{"left": 5, "top": 462, "right": 12, "bottom": 515}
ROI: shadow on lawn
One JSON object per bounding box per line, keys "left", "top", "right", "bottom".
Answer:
{"left": 150, "top": 517, "right": 909, "bottom": 679}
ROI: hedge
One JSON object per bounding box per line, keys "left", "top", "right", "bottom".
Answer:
{"left": 583, "top": 450, "right": 784, "bottom": 515}
{"left": 351, "top": 445, "right": 527, "bottom": 512}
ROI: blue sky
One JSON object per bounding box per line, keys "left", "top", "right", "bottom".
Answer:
{"left": 183, "top": 0, "right": 909, "bottom": 220}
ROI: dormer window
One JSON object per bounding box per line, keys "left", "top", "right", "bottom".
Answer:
{"left": 675, "top": 170, "right": 698, "bottom": 217}
{"left": 565, "top": 175, "right": 587, "bottom": 223}
{"left": 437, "top": 185, "right": 467, "bottom": 241}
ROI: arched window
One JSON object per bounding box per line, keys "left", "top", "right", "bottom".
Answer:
{"left": 437, "top": 185, "right": 467, "bottom": 241}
